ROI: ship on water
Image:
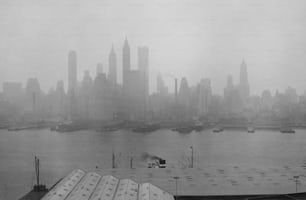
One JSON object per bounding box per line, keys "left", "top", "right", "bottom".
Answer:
{"left": 280, "top": 127, "right": 295, "bottom": 134}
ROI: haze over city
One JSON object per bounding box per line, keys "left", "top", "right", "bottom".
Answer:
{"left": 4, "top": 1, "right": 306, "bottom": 200}
{"left": 1, "top": 0, "right": 306, "bottom": 95}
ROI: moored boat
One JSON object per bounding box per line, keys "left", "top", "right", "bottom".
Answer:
{"left": 247, "top": 127, "right": 255, "bottom": 133}
{"left": 212, "top": 127, "right": 223, "bottom": 133}
{"left": 280, "top": 127, "right": 295, "bottom": 134}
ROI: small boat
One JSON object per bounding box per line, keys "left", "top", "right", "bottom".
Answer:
{"left": 172, "top": 126, "right": 194, "bottom": 134}
{"left": 213, "top": 127, "right": 223, "bottom": 133}
{"left": 247, "top": 127, "right": 255, "bottom": 133}
{"left": 132, "top": 123, "right": 160, "bottom": 133}
{"left": 280, "top": 127, "right": 295, "bottom": 134}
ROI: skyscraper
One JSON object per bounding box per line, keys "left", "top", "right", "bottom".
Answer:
{"left": 25, "top": 78, "right": 41, "bottom": 112}
{"left": 239, "top": 59, "right": 250, "bottom": 101}
{"left": 224, "top": 75, "right": 234, "bottom": 100}
{"left": 68, "top": 50, "right": 77, "bottom": 91}
{"left": 122, "top": 37, "right": 130, "bottom": 88}
{"left": 157, "top": 73, "right": 168, "bottom": 95}
{"left": 138, "top": 46, "right": 149, "bottom": 116}
{"left": 68, "top": 50, "right": 78, "bottom": 119}
{"left": 108, "top": 45, "right": 117, "bottom": 85}
{"left": 197, "top": 78, "right": 212, "bottom": 116}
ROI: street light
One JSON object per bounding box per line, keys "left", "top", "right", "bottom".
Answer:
{"left": 190, "top": 146, "right": 193, "bottom": 168}
{"left": 293, "top": 176, "right": 299, "bottom": 193}
{"left": 173, "top": 176, "right": 179, "bottom": 199}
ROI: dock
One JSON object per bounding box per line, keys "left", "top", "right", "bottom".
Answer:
{"left": 19, "top": 168, "right": 306, "bottom": 200}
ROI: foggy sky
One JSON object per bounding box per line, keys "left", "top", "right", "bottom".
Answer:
{"left": 1, "top": 0, "right": 306, "bottom": 95}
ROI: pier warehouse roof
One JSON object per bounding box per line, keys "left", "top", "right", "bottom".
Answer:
{"left": 41, "top": 169, "right": 174, "bottom": 200}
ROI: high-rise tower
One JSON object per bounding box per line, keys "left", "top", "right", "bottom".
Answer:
{"left": 68, "top": 50, "right": 78, "bottom": 119}
{"left": 122, "top": 37, "right": 131, "bottom": 88}
{"left": 108, "top": 45, "right": 117, "bottom": 84}
{"left": 239, "top": 59, "right": 250, "bottom": 101}
{"left": 68, "top": 50, "right": 77, "bottom": 91}
{"left": 138, "top": 46, "right": 149, "bottom": 117}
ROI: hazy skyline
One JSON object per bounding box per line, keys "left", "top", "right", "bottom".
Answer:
{"left": 1, "top": 0, "right": 306, "bottom": 95}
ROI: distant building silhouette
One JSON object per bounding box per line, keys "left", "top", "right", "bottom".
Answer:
{"left": 68, "top": 51, "right": 77, "bottom": 91}
{"left": 55, "top": 80, "right": 66, "bottom": 117}
{"left": 68, "top": 50, "right": 78, "bottom": 119}
{"left": 108, "top": 45, "right": 117, "bottom": 85}
{"left": 79, "top": 70, "right": 93, "bottom": 120}
{"left": 96, "top": 63, "right": 103, "bottom": 76}
{"left": 2, "top": 82, "right": 23, "bottom": 107}
{"left": 121, "top": 38, "right": 150, "bottom": 120}
{"left": 157, "top": 73, "right": 168, "bottom": 95}
{"left": 93, "top": 73, "right": 114, "bottom": 121}
{"left": 122, "top": 37, "right": 131, "bottom": 90}
{"left": 224, "top": 75, "right": 243, "bottom": 113}
{"left": 178, "top": 77, "right": 191, "bottom": 118}
{"left": 138, "top": 46, "right": 149, "bottom": 118}
{"left": 25, "top": 78, "right": 41, "bottom": 113}
{"left": 197, "top": 78, "right": 212, "bottom": 116}
{"left": 261, "top": 89, "right": 273, "bottom": 110}
{"left": 239, "top": 59, "right": 250, "bottom": 102}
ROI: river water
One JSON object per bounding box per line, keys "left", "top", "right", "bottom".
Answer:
{"left": 1, "top": 128, "right": 306, "bottom": 199}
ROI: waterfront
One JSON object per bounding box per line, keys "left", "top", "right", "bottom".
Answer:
{"left": 1, "top": 128, "right": 306, "bottom": 199}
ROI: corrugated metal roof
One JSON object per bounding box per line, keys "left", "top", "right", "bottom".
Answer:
{"left": 41, "top": 170, "right": 174, "bottom": 200}
{"left": 42, "top": 169, "right": 86, "bottom": 200}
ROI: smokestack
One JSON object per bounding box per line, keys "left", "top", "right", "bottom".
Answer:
{"left": 175, "top": 78, "right": 178, "bottom": 104}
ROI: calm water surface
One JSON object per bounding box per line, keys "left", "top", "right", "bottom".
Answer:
{"left": 1, "top": 128, "right": 306, "bottom": 199}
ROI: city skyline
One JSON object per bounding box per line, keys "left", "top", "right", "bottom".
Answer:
{"left": 1, "top": 0, "right": 306, "bottom": 95}
{"left": 0, "top": 45, "right": 302, "bottom": 98}
{"left": 2, "top": 2, "right": 306, "bottom": 200}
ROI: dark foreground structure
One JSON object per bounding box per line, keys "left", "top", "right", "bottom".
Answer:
{"left": 19, "top": 169, "right": 306, "bottom": 200}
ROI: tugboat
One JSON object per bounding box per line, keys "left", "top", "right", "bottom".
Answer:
{"left": 148, "top": 158, "right": 166, "bottom": 168}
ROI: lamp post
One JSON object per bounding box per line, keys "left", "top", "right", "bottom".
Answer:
{"left": 173, "top": 176, "right": 179, "bottom": 199}
{"left": 293, "top": 176, "right": 299, "bottom": 193}
{"left": 190, "top": 146, "right": 193, "bottom": 168}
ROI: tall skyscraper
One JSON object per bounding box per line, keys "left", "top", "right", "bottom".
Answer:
{"left": 239, "top": 59, "right": 250, "bottom": 101}
{"left": 108, "top": 45, "right": 117, "bottom": 84}
{"left": 68, "top": 50, "right": 77, "bottom": 91}
{"left": 26, "top": 78, "right": 41, "bottom": 112}
{"left": 197, "top": 78, "right": 212, "bottom": 116}
{"left": 224, "top": 75, "right": 234, "bottom": 99}
{"left": 157, "top": 73, "right": 168, "bottom": 95}
{"left": 178, "top": 77, "right": 190, "bottom": 108}
{"left": 138, "top": 46, "right": 149, "bottom": 115}
{"left": 68, "top": 50, "right": 78, "bottom": 119}
{"left": 122, "top": 37, "right": 131, "bottom": 88}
